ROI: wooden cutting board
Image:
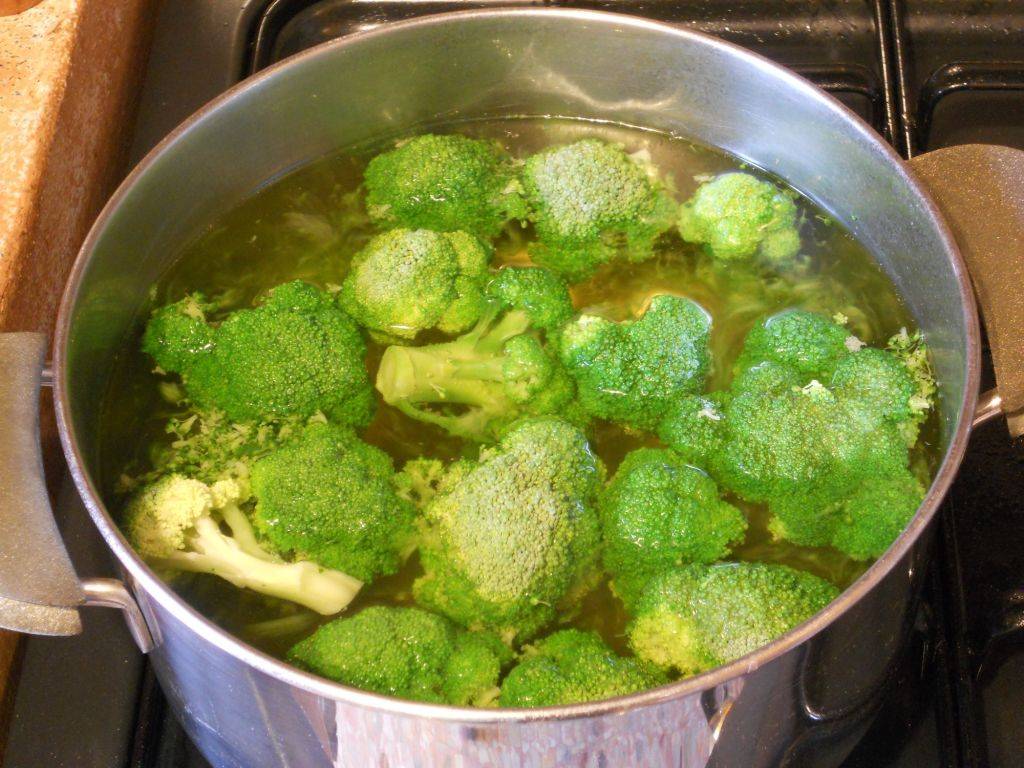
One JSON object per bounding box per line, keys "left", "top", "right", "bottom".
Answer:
{"left": 0, "top": 0, "right": 153, "bottom": 757}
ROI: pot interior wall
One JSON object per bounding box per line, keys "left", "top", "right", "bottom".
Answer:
{"left": 64, "top": 11, "right": 968, "bottom": 479}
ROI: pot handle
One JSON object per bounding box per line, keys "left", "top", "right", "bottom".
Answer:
{"left": 907, "top": 144, "right": 1024, "bottom": 436}
{"left": 0, "top": 333, "right": 153, "bottom": 652}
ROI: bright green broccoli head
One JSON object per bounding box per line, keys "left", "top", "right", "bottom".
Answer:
{"left": 708, "top": 374, "right": 918, "bottom": 558}
{"left": 522, "top": 140, "right": 678, "bottom": 281}
{"left": 340, "top": 228, "right": 492, "bottom": 340}
{"left": 498, "top": 629, "right": 665, "bottom": 708}
{"left": 288, "top": 606, "right": 512, "bottom": 706}
{"left": 600, "top": 448, "right": 747, "bottom": 606}
{"left": 659, "top": 310, "right": 935, "bottom": 560}
{"left": 559, "top": 294, "right": 712, "bottom": 430}
{"left": 249, "top": 422, "right": 416, "bottom": 583}
{"left": 143, "top": 294, "right": 214, "bottom": 372}
{"left": 734, "top": 310, "right": 852, "bottom": 380}
{"left": 125, "top": 474, "right": 362, "bottom": 615}
{"left": 485, "top": 266, "right": 575, "bottom": 332}
{"left": 628, "top": 563, "right": 837, "bottom": 676}
{"left": 142, "top": 281, "right": 373, "bottom": 425}
{"left": 413, "top": 418, "right": 604, "bottom": 642}
{"left": 375, "top": 274, "right": 580, "bottom": 441}
{"left": 677, "top": 172, "right": 801, "bottom": 264}
{"left": 364, "top": 134, "right": 526, "bottom": 237}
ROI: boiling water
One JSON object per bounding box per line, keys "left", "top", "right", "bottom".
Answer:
{"left": 100, "top": 119, "right": 938, "bottom": 659}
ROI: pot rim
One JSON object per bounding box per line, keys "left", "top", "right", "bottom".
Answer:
{"left": 53, "top": 7, "right": 981, "bottom": 722}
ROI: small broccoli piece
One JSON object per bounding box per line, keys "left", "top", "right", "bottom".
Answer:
{"left": 375, "top": 270, "right": 579, "bottom": 440}
{"left": 393, "top": 457, "right": 447, "bottom": 510}
{"left": 142, "top": 281, "right": 373, "bottom": 425}
{"left": 486, "top": 266, "right": 575, "bottom": 332}
{"left": 522, "top": 140, "right": 678, "bottom": 281}
{"left": 288, "top": 606, "right": 512, "bottom": 705}
{"left": 659, "top": 310, "right": 936, "bottom": 560}
{"left": 125, "top": 474, "right": 362, "bottom": 614}
{"left": 655, "top": 394, "right": 728, "bottom": 467}
{"left": 120, "top": 410, "right": 314, "bottom": 490}
{"left": 340, "top": 229, "right": 492, "bottom": 341}
{"left": 826, "top": 469, "right": 925, "bottom": 559}
{"left": 628, "top": 563, "right": 837, "bottom": 676}
{"left": 364, "top": 134, "right": 526, "bottom": 237}
{"left": 734, "top": 310, "right": 851, "bottom": 380}
{"left": 499, "top": 629, "right": 665, "bottom": 707}
{"left": 600, "top": 449, "right": 747, "bottom": 606}
{"left": 832, "top": 347, "right": 917, "bottom": 424}
{"left": 143, "top": 294, "right": 214, "bottom": 372}
{"left": 677, "top": 172, "right": 801, "bottom": 264}
{"left": 250, "top": 422, "right": 416, "bottom": 583}
{"left": 559, "top": 295, "right": 712, "bottom": 430}
{"left": 414, "top": 418, "right": 604, "bottom": 642}
{"left": 885, "top": 327, "right": 938, "bottom": 445}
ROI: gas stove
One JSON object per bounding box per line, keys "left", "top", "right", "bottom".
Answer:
{"left": 5, "top": 2, "right": 1022, "bottom": 766}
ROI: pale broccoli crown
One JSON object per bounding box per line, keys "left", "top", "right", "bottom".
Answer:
{"left": 339, "top": 228, "right": 492, "bottom": 340}
{"left": 600, "top": 448, "right": 747, "bottom": 606}
{"left": 498, "top": 629, "right": 665, "bottom": 708}
{"left": 559, "top": 294, "right": 712, "bottom": 430}
{"left": 413, "top": 418, "right": 604, "bottom": 642}
{"left": 677, "top": 172, "right": 801, "bottom": 263}
{"left": 249, "top": 422, "right": 416, "bottom": 583}
{"left": 658, "top": 310, "right": 936, "bottom": 560}
{"left": 142, "top": 281, "right": 373, "bottom": 425}
{"left": 288, "top": 606, "right": 512, "bottom": 706}
{"left": 628, "top": 563, "right": 837, "bottom": 676}
{"left": 485, "top": 266, "right": 575, "bottom": 332}
{"left": 522, "top": 140, "right": 678, "bottom": 281}
{"left": 124, "top": 474, "right": 362, "bottom": 615}
{"left": 364, "top": 134, "right": 526, "bottom": 237}
{"left": 375, "top": 272, "right": 580, "bottom": 441}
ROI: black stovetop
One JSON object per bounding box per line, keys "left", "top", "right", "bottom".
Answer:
{"left": 5, "top": 2, "right": 1023, "bottom": 767}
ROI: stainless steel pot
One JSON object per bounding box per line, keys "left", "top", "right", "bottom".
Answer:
{"left": 2, "top": 9, "right": 1023, "bottom": 768}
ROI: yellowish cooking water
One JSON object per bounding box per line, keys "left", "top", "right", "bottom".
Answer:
{"left": 100, "top": 118, "right": 938, "bottom": 659}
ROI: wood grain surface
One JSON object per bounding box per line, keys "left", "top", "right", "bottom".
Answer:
{"left": 0, "top": 0, "right": 154, "bottom": 758}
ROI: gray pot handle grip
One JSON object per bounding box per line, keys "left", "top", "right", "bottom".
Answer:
{"left": 0, "top": 333, "right": 153, "bottom": 651}
{"left": 907, "top": 144, "right": 1024, "bottom": 436}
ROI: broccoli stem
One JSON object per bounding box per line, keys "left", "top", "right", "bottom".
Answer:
{"left": 154, "top": 516, "right": 363, "bottom": 615}
{"left": 377, "top": 308, "right": 531, "bottom": 408}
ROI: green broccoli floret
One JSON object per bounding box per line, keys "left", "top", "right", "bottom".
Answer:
{"left": 658, "top": 311, "right": 936, "bottom": 560}
{"left": 413, "top": 418, "right": 604, "bottom": 642}
{"left": 499, "top": 629, "right": 665, "bottom": 707}
{"left": 364, "top": 134, "right": 526, "bottom": 237}
{"left": 655, "top": 394, "right": 728, "bottom": 467}
{"left": 521, "top": 140, "right": 678, "bottom": 281}
{"left": 559, "top": 294, "right": 712, "bottom": 430}
{"left": 485, "top": 266, "right": 575, "bottom": 333}
{"left": 288, "top": 606, "right": 512, "bottom": 705}
{"left": 600, "top": 449, "right": 747, "bottom": 606}
{"left": 340, "top": 229, "right": 492, "bottom": 341}
{"left": 393, "top": 457, "right": 447, "bottom": 510}
{"left": 375, "top": 268, "right": 579, "bottom": 440}
{"left": 733, "top": 310, "right": 852, "bottom": 380}
{"left": 628, "top": 563, "right": 837, "bottom": 676}
{"left": 249, "top": 422, "right": 416, "bottom": 583}
{"left": 677, "top": 172, "right": 801, "bottom": 264}
{"left": 125, "top": 474, "right": 362, "bottom": 614}
{"left": 142, "top": 281, "right": 373, "bottom": 425}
